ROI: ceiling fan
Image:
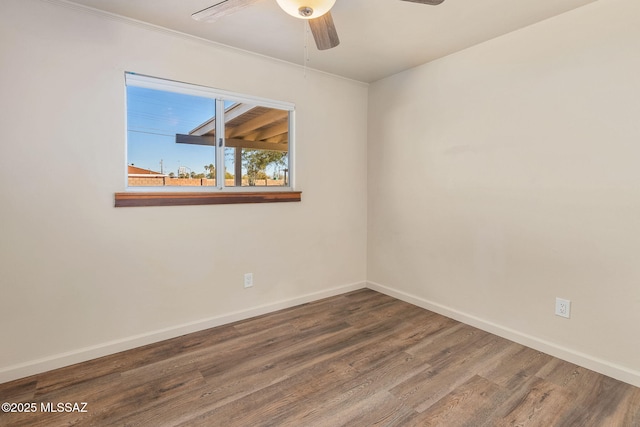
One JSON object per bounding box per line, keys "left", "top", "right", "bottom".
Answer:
{"left": 192, "top": 0, "right": 445, "bottom": 51}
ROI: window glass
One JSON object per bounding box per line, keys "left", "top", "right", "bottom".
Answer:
{"left": 221, "top": 103, "right": 289, "bottom": 187}
{"left": 125, "top": 73, "right": 294, "bottom": 191}
{"left": 127, "top": 86, "right": 216, "bottom": 187}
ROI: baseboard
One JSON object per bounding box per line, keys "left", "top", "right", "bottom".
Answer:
{"left": 0, "top": 281, "right": 366, "bottom": 384}
{"left": 367, "top": 281, "right": 640, "bottom": 388}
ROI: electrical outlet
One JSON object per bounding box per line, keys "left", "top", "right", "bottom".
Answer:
{"left": 555, "top": 297, "right": 571, "bottom": 318}
{"left": 244, "top": 273, "right": 253, "bottom": 288}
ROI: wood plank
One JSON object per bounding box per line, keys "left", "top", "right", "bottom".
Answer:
{"left": 189, "top": 103, "right": 258, "bottom": 137}
{"left": 487, "top": 376, "right": 575, "bottom": 427}
{"left": 390, "top": 332, "right": 514, "bottom": 412}
{"left": 114, "top": 191, "right": 301, "bottom": 207}
{"left": 402, "top": 375, "right": 505, "bottom": 427}
{"left": 176, "top": 135, "right": 288, "bottom": 151}
{"left": 226, "top": 109, "right": 288, "bottom": 139}
{"left": 249, "top": 120, "right": 288, "bottom": 141}
{"left": 182, "top": 358, "right": 359, "bottom": 426}
{"left": 478, "top": 345, "right": 554, "bottom": 391}
{"left": 33, "top": 324, "right": 239, "bottom": 396}
{"left": 308, "top": 12, "right": 340, "bottom": 50}
{"left": 1, "top": 290, "right": 638, "bottom": 427}
{"left": 278, "top": 352, "right": 423, "bottom": 426}
{"left": 175, "top": 133, "right": 216, "bottom": 146}
{"left": 225, "top": 138, "right": 288, "bottom": 151}
{"left": 234, "top": 146, "right": 242, "bottom": 186}
{"left": 0, "top": 378, "right": 37, "bottom": 402}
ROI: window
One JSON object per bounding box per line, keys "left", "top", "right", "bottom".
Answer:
{"left": 116, "top": 73, "right": 300, "bottom": 207}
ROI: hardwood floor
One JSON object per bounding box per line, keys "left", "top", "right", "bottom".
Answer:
{"left": 1, "top": 289, "right": 638, "bottom": 426}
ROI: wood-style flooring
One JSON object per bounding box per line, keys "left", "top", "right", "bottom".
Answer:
{"left": 1, "top": 289, "right": 638, "bottom": 426}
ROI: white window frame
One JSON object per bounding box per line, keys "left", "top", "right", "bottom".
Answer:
{"left": 124, "top": 72, "right": 296, "bottom": 193}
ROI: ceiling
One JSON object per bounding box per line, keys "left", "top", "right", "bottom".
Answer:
{"left": 64, "top": 0, "right": 598, "bottom": 82}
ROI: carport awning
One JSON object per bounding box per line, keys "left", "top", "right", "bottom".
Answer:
{"left": 176, "top": 103, "right": 289, "bottom": 152}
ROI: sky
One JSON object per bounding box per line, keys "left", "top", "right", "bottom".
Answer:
{"left": 127, "top": 85, "right": 289, "bottom": 183}
{"left": 126, "top": 86, "right": 216, "bottom": 176}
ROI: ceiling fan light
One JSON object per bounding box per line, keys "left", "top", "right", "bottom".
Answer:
{"left": 275, "top": 0, "right": 336, "bottom": 19}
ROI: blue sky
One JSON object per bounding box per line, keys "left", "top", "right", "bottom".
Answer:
{"left": 127, "top": 85, "right": 288, "bottom": 180}
{"left": 127, "top": 86, "right": 216, "bottom": 175}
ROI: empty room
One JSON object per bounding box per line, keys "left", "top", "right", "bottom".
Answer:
{"left": 0, "top": 0, "right": 639, "bottom": 425}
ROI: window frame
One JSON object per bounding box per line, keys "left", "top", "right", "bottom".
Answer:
{"left": 117, "top": 73, "right": 300, "bottom": 207}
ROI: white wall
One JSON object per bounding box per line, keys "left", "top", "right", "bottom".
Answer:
{"left": 368, "top": 0, "right": 640, "bottom": 386}
{"left": 3, "top": 0, "right": 640, "bottom": 389}
{"left": 0, "top": 0, "right": 368, "bottom": 381}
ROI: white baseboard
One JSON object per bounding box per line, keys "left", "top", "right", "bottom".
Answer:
{"left": 0, "top": 281, "right": 366, "bottom": 384}
{"left": 366, "top": 281, "right": 640, "bottom": 388}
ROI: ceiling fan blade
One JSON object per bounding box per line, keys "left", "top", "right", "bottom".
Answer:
{"left": 308, "top": 11, "right": 340, "bottom": 51}
{"left": 400, "top": 0, "right": 445, "bottom": 5}
{"left": 192, "top": 0, "right": 262, "bottom": 22}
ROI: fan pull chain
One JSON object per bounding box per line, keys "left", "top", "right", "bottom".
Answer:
{"left": 303, "top": 20, "right": 310, "bottom": 78}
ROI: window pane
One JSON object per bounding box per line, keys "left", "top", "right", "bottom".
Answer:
{"left": 127, "top": 86, "right": 216, "bottom": 187}
{"left": 221, "top": 103, "right": 289, "bottom": 187}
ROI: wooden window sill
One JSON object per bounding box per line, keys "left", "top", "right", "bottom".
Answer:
{"left": 115, "top": 191, "right": 302, "bottom": 207}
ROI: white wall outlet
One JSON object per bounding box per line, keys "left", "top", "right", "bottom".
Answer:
{"left": 555, "top": 297, "right": 571, "bottom": 318}
{"left": 244, "top": 273, "right": 253, "bottom": 288}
